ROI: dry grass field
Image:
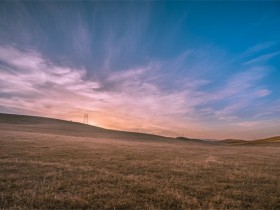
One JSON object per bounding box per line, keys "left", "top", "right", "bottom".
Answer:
{"left": 1, "top": 114, "right": 280, "bottom": 209}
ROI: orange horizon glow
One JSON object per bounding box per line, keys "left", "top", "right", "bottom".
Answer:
{"left": 1, "top": 2, "right": 280, "bottom": 140}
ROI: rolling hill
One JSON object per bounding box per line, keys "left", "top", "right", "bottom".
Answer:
{"left": 0, "top": 113, "right": 173, "bottom": 142}
{"left": 1, "top": 112, "right": 280, "bottom": 209}
{"left": 0, "top": 113, "right": 279, "bottom": 145}
{"left": 220, "top": 136, "right": 280, "bottom": 145}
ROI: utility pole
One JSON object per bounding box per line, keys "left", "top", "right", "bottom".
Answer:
{"left": 83, "top": 114, "right": 88, "bottom": 124}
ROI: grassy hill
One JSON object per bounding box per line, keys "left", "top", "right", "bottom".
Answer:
{"left": 1, "top": 113, "right": 280, "bottom": 209}
{"left": 219, "top": 139, "right": 247, "bottom": 144}
{"left": 0, "top": 113, "right": 172, "bottom": 141}
{"left": 2, "top": 113, "right": 278, "bottom": 145}
{"left": 251, "top": 136, "right": 280, "bottom": 144}
{"left": 220, "top": 136, "right": 280, "bottom": 145}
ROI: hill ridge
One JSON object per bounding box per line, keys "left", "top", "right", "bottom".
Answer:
{"left": 0, "top": 113, "right": 171, "bottom": 141}
{"left": 1, "top": 113, "right": 279, "bottom": 144}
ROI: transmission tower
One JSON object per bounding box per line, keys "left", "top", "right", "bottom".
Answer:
{"left": 83, "top": 114, "right": 88, "bottom": 124}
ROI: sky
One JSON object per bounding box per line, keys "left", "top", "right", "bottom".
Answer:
{"left": 0, "top": 1, "right": 280, "bottom": 140}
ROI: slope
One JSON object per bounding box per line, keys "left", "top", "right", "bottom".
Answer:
{"left": 0, "top": 113, "right": 171, "bottom": 141}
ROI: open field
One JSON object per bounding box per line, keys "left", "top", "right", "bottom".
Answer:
{"left": 1, "top": 114, "right": 280, "bottom": 209}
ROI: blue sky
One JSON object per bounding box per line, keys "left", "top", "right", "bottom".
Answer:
{"left": 0, "top": 1, "right": 280, "bottom": 139}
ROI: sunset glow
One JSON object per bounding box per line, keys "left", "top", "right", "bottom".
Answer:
{"left": 0, "top": 2, "right": 280, "bottom": 139}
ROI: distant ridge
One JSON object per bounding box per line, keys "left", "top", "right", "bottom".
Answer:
{"left": 0, "top": 113, "right": 170, "bottom": 141}
{"left": 219, "top": 139, "right": 246, "bottom": 144}
{"left": 176, "top": 137, "right": 190, "bottom": 140}
{"left": 220, "top": 136, "right": 280, "bottom": 145}
{"left": 250, "top": 136, "right": 280, "bottom": 144}
{"left": 176, "top": 136, "right": 206, "bottom": 143}
{"left": 1, "top": 113, "right": 279, "bottom": 145}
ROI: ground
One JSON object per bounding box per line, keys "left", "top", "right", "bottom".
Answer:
{"left": 1, "top": 114, "right": 280, "bottom": 209}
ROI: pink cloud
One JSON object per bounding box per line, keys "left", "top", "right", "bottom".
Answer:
{"left": 0, "top": 46, "right": 279, "bottom": 140}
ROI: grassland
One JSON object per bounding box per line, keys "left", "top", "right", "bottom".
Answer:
{"left": 1, "top": 114, "right": 280, "bottom": 209}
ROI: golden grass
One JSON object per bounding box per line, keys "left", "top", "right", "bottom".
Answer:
{"left": 1, "top": 114, "right": 280, "bottom": 209}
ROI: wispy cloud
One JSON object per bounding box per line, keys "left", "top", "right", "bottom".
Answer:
{"left": 243, "top": 41, "right": 278, "bottom": 56}
{"left": 0, "top": 45, "right": 279, "bottom": 139}
{"left": 207, "top": 67, "right": 268, "bottom": 101}
{"left": 0, "top": 46, "right": 204, "bottom": 136}
{"left": 244, "top": 51, "right": 280, "bottom": 65}
{"left": 1, "top": 2, "right": 279, "bottom": 140}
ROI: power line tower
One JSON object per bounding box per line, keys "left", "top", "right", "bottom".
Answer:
{"left": 83, "top": 114, "right": 88, "bottom": 124}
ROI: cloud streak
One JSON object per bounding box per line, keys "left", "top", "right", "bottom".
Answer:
{"left": 1, "top": 45, "right": 279, "bottom": 139}
{"left": 0, "top": 46, "right": 202, "bottom": 136}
